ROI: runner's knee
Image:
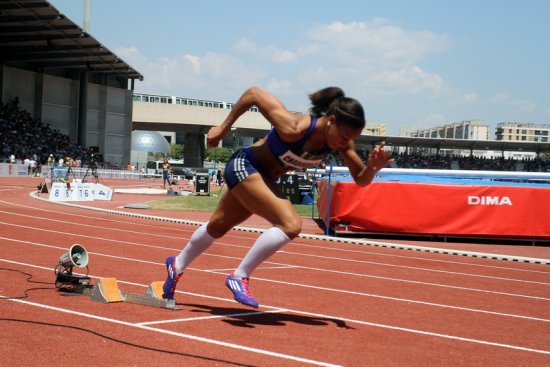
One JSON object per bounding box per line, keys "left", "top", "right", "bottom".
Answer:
{"left": 279, "top": 216, "right": 302, "bottom": 239}
{"left": 205, "top": 220, "right": 229, "bottom": 238}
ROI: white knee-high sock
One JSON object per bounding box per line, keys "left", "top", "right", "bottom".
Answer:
{"left": 175, "top": 223, "right": 215, "bottom": 273}
{"left": 234, "top": 226, "right": 290, "bottom": 278}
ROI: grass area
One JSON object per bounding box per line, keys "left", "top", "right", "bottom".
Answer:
{"left": 147, "top": 188, "right": 319, "bottom": 217}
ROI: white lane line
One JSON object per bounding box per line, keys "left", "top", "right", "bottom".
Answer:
{"left": 0, "top": 210, "right": 188, "bottom": 242}
{"left": 212, "top": 271, "right": 550, "bottom": 321}
{"left": 1, "top": 220, "right": 548, "bottom": 287}
{"left": 205, "top": 265, "right": 299, "bottom": 272}
{"left": 0, "top": 237, "right": 550, "bottom": 322}
{"left": 2, "top": 258, "right": 550, "bottom": 355}
{"left": 1, "top": 248, "right": 550, "bottom": 326}
{"left": 3, "top": 203, "right": 550, "bottom": 275}
{"left": 278, "top": 241, "right": 550, "bottom": 275}
{"left": 276, "top": 250, "right": 550, "bottom": 285}
{"left": 2, "top": 235, "right": 549, "bottom": 305}
{"left": 137, "top": 309, "right": 289, "bottom": 326}
{"left": 205, "top": 252, "right": 550, "bottom": 302}
{"left": 29, "top": 192, "right": 550, "bottom": 265}
{"left": 1, "top": 297, "right": 341, "bottom": 367}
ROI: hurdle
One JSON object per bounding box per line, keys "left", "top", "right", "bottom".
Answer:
{"left": 90, "top": 278, "right": 181, "bottom": 310}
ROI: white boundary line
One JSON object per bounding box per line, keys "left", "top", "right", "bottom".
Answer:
{"left": 2, "top": 198, "right": 549, "bottom": 274}
{"left": 1, "top": 231, "right": 549, "bottom": 302}
{"left": 30, "top": 192, "right": 550, "bottom": 265}
{"left": 1, "top": 297, "right": 341, "bottom": 367}
{"left": 137, "top": 309, "right": 289, "bottom": 326}
{"left": 1, "top": 258, "right": 549, "bottom": 357}
{"left": 1, "top": 236, "right": 550, "bottom": 323}
{"left": 0, "top": 232, "right": 548, "bottom": 302}
{"left": 4, "top": 206, "right": 550, "bottom": 278}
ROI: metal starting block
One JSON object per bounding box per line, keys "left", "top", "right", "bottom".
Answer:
{"left": 90, "top": 278, "right": 181, "bottom": 310}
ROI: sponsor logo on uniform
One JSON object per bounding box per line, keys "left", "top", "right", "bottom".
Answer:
{"left": 279, "top": 151, "right": 323, "bottom": 169}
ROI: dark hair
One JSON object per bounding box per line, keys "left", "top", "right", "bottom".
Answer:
{"left": 309, "top": 87, "right": 366, "bottom": 129}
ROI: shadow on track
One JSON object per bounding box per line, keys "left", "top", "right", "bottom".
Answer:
{"left": 183, "top": 303, "right": 355, "bottom": 329}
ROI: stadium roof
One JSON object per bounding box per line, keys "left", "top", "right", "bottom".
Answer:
{"left": 358, "top": 135, "right": 550, "bottom": 154}
{"left": 0, "top": 0, "right": 143, "bottom": 81}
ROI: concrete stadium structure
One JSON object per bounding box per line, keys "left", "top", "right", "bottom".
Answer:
{"left": 131, "top": 93, "right": 399, "bottom": 167}
{"left": 132, "top": 96, "right": 273, "bottom": 167}
{"left": 1, "top": 1, "right": 142, "bottom": 167}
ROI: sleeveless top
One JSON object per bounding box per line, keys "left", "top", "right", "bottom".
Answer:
{"left": 266, "top": 116, "right": 331, "bottom": 170}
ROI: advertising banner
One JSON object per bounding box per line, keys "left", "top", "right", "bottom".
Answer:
{"left": 317, "top": 180, "right": 550, "bottom": 238}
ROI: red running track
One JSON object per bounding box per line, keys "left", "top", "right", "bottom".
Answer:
{"left": 1, "top": 177, "right": 549, "bottom": 366}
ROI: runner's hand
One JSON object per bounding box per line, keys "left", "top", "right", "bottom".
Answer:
{"left": 367, "top": 142, "right": 394, "bottom": 172}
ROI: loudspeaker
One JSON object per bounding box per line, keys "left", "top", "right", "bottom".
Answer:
{"left": 59, "top": 244, "right": 89, "bottom": 268}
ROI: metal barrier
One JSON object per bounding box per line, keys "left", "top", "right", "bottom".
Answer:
{"left": 39, "top": 166, "right": 146, "bottom": 180}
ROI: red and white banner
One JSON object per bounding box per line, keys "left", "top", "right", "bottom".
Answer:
{"left": 317, "top": 180, "right": 550, "bottom": 238}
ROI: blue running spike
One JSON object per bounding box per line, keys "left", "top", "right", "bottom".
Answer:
{"left": 225, "top": 274, "right": 259, "bottom": 308}
{"left": 162, "top": 256, "right": 181, "bottom": 300}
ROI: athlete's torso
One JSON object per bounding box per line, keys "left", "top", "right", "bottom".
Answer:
{"left": 245, "top": 115, "right": 330, "bottom": 179}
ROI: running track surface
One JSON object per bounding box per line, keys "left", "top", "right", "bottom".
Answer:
{"left": 1, "top": 177, "right": 549, "bottom": 366}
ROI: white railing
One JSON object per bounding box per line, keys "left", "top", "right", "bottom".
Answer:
{"left": 307, "top": 167, "right": 550, "bottom": 182}
{"left": 39, "top": 166, "right": 147, "bottom": 180}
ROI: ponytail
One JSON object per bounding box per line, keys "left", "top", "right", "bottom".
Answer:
{"left": 309, "top": 87, "right": 345, "bottom": 116}
{"left": 309, "top": 86, "right": 365, "bottom": 129}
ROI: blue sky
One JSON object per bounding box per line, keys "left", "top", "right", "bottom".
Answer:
{"left": 49, "top": 0, "right": 550, "bottom": 136}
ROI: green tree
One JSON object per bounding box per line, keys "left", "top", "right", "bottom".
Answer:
{"left": 154, "top": 152, "right": 166, "bottom": 161}
{"left": 170, "top": 143, "right": 184, "bottom": 160}
{"left": 205, "top": 147, "right": 232, "bottom": 163}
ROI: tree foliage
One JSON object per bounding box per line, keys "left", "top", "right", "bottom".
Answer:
{"left": 170, "top": 143, "right": 184, "bottom": 160}
{"left": 205, "top": 147, "right": 232, "bottom": 163}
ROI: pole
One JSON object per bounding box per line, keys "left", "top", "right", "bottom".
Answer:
{"left": 83, "top": 0, "right": 91, "bottom": 32}
{"left": 325, "top": 165, "right": 333, "bottom": 236}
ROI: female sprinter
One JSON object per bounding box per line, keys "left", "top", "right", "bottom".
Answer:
{"left": 162, "top": 86, "right": 393, "bottom": 307}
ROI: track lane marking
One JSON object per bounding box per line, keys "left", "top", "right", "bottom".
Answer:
{"left": 1, "top": 297, "right": 341, "bottom": 367}
{"left": 1, "top": 262, "right": 549, "bottom": 357}
{"left": 137, "top": 309, "right": 289, "bottom": 326}
{"left": 1, "top": 241, "right": 550, "bottom": 326}
{"left": 1, "top": 220, "right": 548, "bottom": 286}
{"left": 28, "top": 192, "right": 550, "bottom": 265}
{"left": 2, "top": 201, "right": 550, "bottom": 274}
{"left": 1, "top": 236, "right": 550, "bottom": 305}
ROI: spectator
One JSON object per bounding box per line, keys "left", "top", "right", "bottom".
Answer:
{"left": 161, "top": 159, "right": 172, "bottom": 188}
{"left": 216, "top": 169, "right": 223, "bottom": 186}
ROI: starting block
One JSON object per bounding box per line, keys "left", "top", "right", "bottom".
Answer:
{"left": 90, "top": 278, "right": 180, "bottom": 310}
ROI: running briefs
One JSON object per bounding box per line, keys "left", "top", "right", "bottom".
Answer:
{"left": 224, "top": 148, "right": 260, "bottom": 190}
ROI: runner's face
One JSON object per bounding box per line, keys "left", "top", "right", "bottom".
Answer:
{"left": 327, "top": 121, "right": 362, "bottom": 150}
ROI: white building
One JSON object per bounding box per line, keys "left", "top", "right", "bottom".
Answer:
{"left": 409, "top": 120, "right": 489, "bottom": 140}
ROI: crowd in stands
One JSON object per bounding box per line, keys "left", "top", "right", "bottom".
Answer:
{"left": 395, "top": 152, "right": 550, "bottom": 172}
{"left": 324, "top": 150, "right": 550, "bottom": 172}
{"left": 1, "top": 98, "right": 102, "bottom": 172}
{"left": 1, "top": 97, "right": 549, "bottom": 174}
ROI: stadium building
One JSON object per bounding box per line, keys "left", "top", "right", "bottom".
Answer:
{"left": 496, "top": 122, "right": 550, "bottom": 142}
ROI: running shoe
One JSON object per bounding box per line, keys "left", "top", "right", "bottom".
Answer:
{"left": 225, "top": 274, "right": 259, "bottom": 308}
{"left": 162, "top": 256, "right": 181, "bottom": 300}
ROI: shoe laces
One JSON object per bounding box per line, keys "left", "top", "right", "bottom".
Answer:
{"left": 241, "top": 278, "right": 254, "bottom": 298}
{"left": 169, "top": 272, "right": 181, "bottom": 292}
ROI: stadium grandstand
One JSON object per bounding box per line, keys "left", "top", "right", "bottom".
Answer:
{"left": 1, "top": 0, "right": 142, "bottom": 167}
